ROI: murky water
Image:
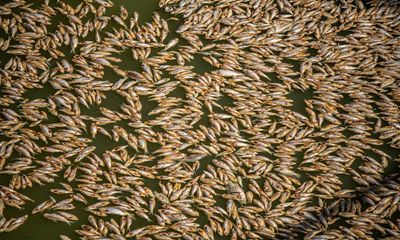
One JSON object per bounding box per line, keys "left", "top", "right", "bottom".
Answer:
{"left": 1, "top": 0, "right": 400, "bottom": 239}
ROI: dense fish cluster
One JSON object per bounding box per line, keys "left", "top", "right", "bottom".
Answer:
{"left": 1, "top": 0, "right": 400, "bottom": 239}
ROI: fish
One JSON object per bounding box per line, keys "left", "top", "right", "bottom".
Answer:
{"left": 1, "top": 0, "right": 400, "bottom": 239}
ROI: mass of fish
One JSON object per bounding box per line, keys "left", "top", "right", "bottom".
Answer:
{"left": 0, "top": 0, "right": 400, "bottom": 239}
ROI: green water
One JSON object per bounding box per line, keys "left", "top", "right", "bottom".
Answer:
{"left": 0, "top": 0, "right": 399, "bottom": 239}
